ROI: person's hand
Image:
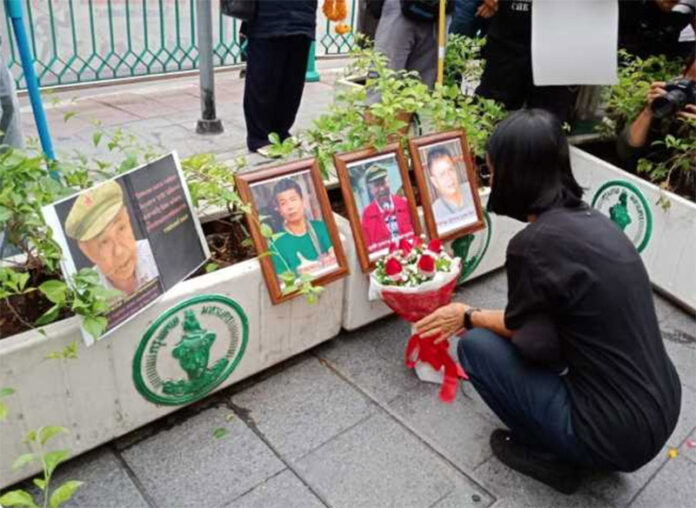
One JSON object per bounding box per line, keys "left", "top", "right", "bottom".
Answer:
{"left": 678, "top": 104, "right": 696, "bottom": 122}
{"left": 476, "top": 0, "right": 499, "bottom": 18}
{"left": 415, "top": 302, "right": 469, "bottom": 344}
{"left": 646, "top": 81, "right": 667, "bottom": 107}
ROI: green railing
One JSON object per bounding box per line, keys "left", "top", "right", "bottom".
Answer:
{"left": 0, "top": 0, "right": 357, "bottom": 90}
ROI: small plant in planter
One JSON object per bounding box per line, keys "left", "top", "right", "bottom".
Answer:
{"left": 599, "top": 51, "right": 696, "bottom": 202}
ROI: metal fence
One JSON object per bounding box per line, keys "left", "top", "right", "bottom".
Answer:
{"left": 0, "top": 0, "right": 358, "bottom": 89}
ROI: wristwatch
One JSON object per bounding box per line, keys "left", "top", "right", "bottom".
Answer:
{"left": 463, "top": 307, "right": 481, "bottom": 330}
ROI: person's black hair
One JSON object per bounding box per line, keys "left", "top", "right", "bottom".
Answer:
{"left": 272, "top": 178, "right": 303, "bottom": 203}
{"left": 486, "top": 109, "right": 583, "bottom": 222}
{"left": 425, "top": 146, "right": 454, "bottom": 176}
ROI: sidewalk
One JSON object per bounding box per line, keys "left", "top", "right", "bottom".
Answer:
{"left": 13, "top": 66, "right": 696, "bottom": 508}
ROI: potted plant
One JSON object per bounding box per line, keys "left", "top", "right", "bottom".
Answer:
{"left": 0, "top": 126, "right": 346, "bottom": 488}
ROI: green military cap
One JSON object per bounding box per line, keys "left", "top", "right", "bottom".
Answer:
{"left": 364, "top": 164, "right": 388, "bottom": 183}
{"left": 65, "top": 180, "right": 124, "bottom": 242}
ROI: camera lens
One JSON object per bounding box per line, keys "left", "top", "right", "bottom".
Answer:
{"left": 651, "top": 90, "right": 688, "bottom": 119}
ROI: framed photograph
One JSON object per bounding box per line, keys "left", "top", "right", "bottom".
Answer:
{"left": 235, "top": 159, "right": 349, "bottom": 304}
{"left": 42, "top": 153, "right": 210, "bottom": 345}
{"left": 409, "top": 130, "right": 485, "bottom": 242}
{"left": 334, "top": 144, "right": 422, "bottom": 272}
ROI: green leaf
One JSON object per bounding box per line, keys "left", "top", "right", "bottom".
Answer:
{"left": 0, "top": 402, "right": 7, "bottom": 421}
{"left": 62, "top": 112, "right": 77, "bottom": 123}
{"left": 49, "top": 481, "right": 84, "bottom": 508}
{"left": 44, "top": 449, "right": 70, "bottom": 477}
{"left": 38, "top": 280, "right": 67, "bottom": 305}
{"left": 11, "top": 453, "right": 35, "bottom": 470}
{"left": 92, "top": 131, "right": 103, "bottom": 147}
{"left": 259, "top": 223, "right": 274, "bottom": 238}
{"left": 82, "top": 316, "right": 107, "bottom": 341}
{"left": 0, "top": 387, "right": 14, "bottom": 398}
{"left": 33, "top": 478, "right": 46, "bottom": 491}
{"left": 0, "top": 489, "right": 38, "bottom": 507}
{"left": 204, "top": 262, "right": 219, "bottom": 273}
{"left": 268, "top": 132, "right": 281, "bottom": 146}
{"left": 212, "top": 427, "right": 229, "bottom": 440}
{"left": 36, "top": 305, "right": 60, "bottom": 326}
{"left": 0, "top": 204, "right": 11, "bottom": 222}
{"left": 23, "top": 430, "right": 38, "bottom": 444}
{"left": 39, "top": 425, "right": 68, "bottom": 445}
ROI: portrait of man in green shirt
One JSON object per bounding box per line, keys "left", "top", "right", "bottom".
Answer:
{"left": 268, "top": 177, "right": 336, "bottom": 280}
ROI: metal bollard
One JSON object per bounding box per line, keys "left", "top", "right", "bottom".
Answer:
{"left": 5, "top": 0, "right": 56, "bottom": 163}
{"left": 305, "top": 41, "right": 320, "bottom": 83}
{"left": 196, "top": 0, "right": 223, "bottom": 134}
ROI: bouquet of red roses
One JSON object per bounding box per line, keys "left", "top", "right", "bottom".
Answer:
{"left": 369, "top": 237, "right": 468, "bottom": 403}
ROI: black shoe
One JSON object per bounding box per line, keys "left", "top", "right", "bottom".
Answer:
{"left": 490, "top": 429, "right": 582, "bottom": 495}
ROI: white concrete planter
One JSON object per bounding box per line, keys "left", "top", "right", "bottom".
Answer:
{"left": 337, "top": 188, "right": 524, "bottom": 331}
{"left": 570, "top": 146, "right": 696, "bottom": 313}
{"left": 0, "top": 237, "right": 345, "bottom": 487}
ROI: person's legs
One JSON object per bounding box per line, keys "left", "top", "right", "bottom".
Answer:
{"left": 405, "top": 21, "right": 438, "bottom": 88}
{"left": 475, "top": 42, "right": 527, "bottom": 110}
{"left": 275, "top": 35, "right": 312, "bottom": 141}
{"left": 457, "top": 328, "right": 591, "bottom": 464}
{"left": 366, "top": 0, "right": 416, "bottom": 103}
{"left": 526, "top": 85, "right": 576, "bottom": 125}
{"left": 243, "top": 36, "right": 286, "bottom": 152}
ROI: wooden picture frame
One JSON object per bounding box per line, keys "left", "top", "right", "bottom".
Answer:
{"left": 334, "top": 143, "right": 422, "bottom": 272}
{"left": 409, "top": 130, "right": 485, "bottom": 242}
{"left": 235, "top": 158, "right": 349, "bottom": 304}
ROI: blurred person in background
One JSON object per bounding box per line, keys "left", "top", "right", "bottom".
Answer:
{"left": 241, "top": 1, "right": 318, "bottom": 154}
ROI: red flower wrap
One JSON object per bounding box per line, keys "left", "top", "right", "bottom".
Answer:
{"left": 380, "top": 277, "right": 468, "bottom": 403}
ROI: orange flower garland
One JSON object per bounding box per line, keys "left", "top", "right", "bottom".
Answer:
{"left": 323, "top": 0, "right": 351, "bottom": 35}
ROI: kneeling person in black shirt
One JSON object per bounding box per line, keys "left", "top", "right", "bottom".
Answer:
{"left": 416, "top": 110, "right": 681, "bottom": 494}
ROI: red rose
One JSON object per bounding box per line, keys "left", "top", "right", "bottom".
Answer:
{"left": 385, "top": 257, "right": 403, "bottom": 281}
{"left": 399, "top": 238, "right": 413, "bottom": 255}
{"left": 427, "top": 239, "right": 443, "bottom": 254}
{"left": 418, "top": 254, "right": 436, "bottom": 277}
{"left": 388, "top": 242, "right": 399, "bottom": 254}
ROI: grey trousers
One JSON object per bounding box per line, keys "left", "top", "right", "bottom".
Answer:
{"left": 372, "top": 0, "right": 439, "bottom": 88}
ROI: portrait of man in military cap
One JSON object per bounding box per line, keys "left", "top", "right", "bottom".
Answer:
{"left": 347, "top": 155, "right": 416, "bottom": 255}
{"left": 64, "top": 180, "right": 159, "bottom": 297}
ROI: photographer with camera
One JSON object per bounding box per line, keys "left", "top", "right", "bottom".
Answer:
{"left": 617, "top": 50, "right": 696, "bottom": 171}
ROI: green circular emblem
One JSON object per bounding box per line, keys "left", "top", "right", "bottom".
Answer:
{"left": 591, "top": 180, "right": 653, "bottom": 253}
{"left": 133, "top": 295, "right": 248, "bottom": 406}
{"left": 452, "top": 210, "right": 492, "bottom": 284}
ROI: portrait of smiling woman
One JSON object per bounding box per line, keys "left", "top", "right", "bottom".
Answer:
{"left": 416, "top": 109, "right": 681, "bottom": 494}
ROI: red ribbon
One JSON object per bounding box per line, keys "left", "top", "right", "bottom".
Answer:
{"left": 405, "top": 333, "right": 469, "bottom": 403}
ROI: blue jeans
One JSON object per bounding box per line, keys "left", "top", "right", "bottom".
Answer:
{"left": 457, "top": 329, "right": 600, "bottom": 467}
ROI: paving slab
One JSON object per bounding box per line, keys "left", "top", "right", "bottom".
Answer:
{"left": 120, "top": 405, "right": 285, "bottom": 507}
{"left": 315, "top": 315, "right": 420, "bottom": 404}
{"left": 629, "top": 454, "right": 696, "bottom": 508}
{"left": 230, "top": 356, "right": 376, "bottom": 460}
{"left": 583, "top": 446, "right": 669, "bottom": 508}
{"left": 295, "top": 412, "right": 495, "bottom": 508}
{"left": 224, "top": 470, "right": 325, "bottom": 508}
{"left": 472, "top": 456, "right": 611, "bottom": 508}
{"left": 29, "top": 448, "right": 150, "bottom": 508}
{"left": 664, "top": 341, "right": 696, "bottom": 390}
{"left": 670, "top": 384, "right": 696, "bottom": 447}
{"left": 388, "top": 381, "right": 499, "bottom": 472}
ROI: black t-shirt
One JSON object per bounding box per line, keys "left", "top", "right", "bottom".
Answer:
{"left": 504, "top": 203, "right": 681, "bottom": 471}
{"left": 485, "top": 0, "right": 532, "bottom": 54}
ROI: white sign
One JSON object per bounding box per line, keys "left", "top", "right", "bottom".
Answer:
{"left": 532, "top": 0, "right": 619, "bottom": 86}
